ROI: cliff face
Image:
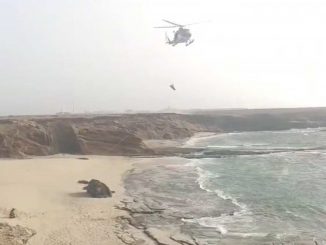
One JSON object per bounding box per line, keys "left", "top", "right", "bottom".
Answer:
{"left": 0, "top": 114, "right": 203, "bottom": 158}
{"left": 187, "top": 107, "right": 326, "bottom": 131}
{"left": 110, "top": 114, "right": 204, "bottom": 139}
{"left": 0, "top": 120, "right": 51, "bottom": 158}
{"left": 1, "top": 108, "right": 326, "bottom": 158}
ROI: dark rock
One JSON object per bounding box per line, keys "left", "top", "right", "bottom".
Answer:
{"left": 9, "top": 208, "right": 16, "bottom": 219}
{"left": 79, "top": 179, "right": 114, "bottom": 198}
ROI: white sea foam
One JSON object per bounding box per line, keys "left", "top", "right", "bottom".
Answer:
{"left": 228, "top": 232, "right": 268, "bottom": 238}
{"left": 214, "top": 189, "right": 248, "bottom": 212}
{"left": 181, "top": 128, "right": 326, "bottom": 242}
{"left": 194, "top": 163, "right": 248, "bottom": 212}
{"left": 183, "top": 132, "right": 220, "bottom": 147}
{"left": 191, "top": 163, "right": 252, "bottom": 235}
{"left": 206, "top": 145, "right": 240, "bottom": 149}
{"left": 206, "top": 143, "right": 270, "bottom": 149}
{"left": 190, "top": 212, "right": 254, "bottom": 235}
{"left": 195, "top": 165, "right": 219, "bottom": 193}
{"left": 184, "top": 159, "right": 200, "bottom": 167}
{"left": 288, "top": 127, "right": 326, "bottom": 133}
{"left": 217, "top": 225, "right": 228, "bottom": 234}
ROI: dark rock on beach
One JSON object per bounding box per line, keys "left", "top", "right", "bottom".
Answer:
{"left": 78, "top": 179, "right": 114, "bottom": 198}
{"left": 9, "top": 208, "right": 16, "bottom": 219}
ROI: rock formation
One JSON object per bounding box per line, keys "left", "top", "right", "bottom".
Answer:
{"left": 0, "top": 223, "right": 36, "bottom": 245}
{"left": 1, "top": 108, "right": 326, "bottom": 158}
{"left": 9, "top": 208, "right": 16, "bottom": 219}
{"left": 78, "top": 179, "right": 114, "bottom": 198}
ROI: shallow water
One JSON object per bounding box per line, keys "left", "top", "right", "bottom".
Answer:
{"left": 125, "top": 128, "right": 326, "bottom": 244}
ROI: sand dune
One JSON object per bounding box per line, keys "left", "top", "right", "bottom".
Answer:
{"left": 0, "top": 156, "right": 133, "bottom": 245}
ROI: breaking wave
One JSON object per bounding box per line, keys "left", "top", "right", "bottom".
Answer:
{"left": 186, "top": 161, "right": 253, "bottom": 234}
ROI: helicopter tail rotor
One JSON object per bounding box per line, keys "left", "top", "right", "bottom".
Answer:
{"left": 165, "top": 32, "right": 172, "bottom": 44}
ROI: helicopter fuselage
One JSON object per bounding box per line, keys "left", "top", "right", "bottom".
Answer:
{"left": 174, "top": 28, "right": 191, "bottom": 43}
{"left": 168, "top": 27, "right": 194, "bottom": 46}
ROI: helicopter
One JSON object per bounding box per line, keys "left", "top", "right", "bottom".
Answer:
{"left": 154, "top": 19, "right": 201, "bottom": 46}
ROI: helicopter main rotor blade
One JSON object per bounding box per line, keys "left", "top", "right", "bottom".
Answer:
{"left": 162, "top": 19, "right": 183, "bottom": 27}
{"left": 183, "top": 20, "right": 211, "bottom": 27}
{"left": 153, "top": 26, "right": 177, "bottom": 28}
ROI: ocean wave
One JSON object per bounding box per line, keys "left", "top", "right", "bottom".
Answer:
{"left": 206, "top": 145, "right": 241, "bottom": 149}
{"left": 194, "top": 164, "right": 248, "bottom": 211}
{"left": 288, "top": 127, "right": 326, "bottom": 133}
{"left": 180, "top": 128, "right": 326, "bottom": 242}
{"left": 186, "top": 211, "right": 254, "bottom": 235}
{"left": 184, "top": 159, "right": 202, "bottom": 167}
{"left": 187, "top": 146, "right": 326, "bottom": 159}
{"left": 195, "top": 166, "right": 218, "bottom": 192}
{"left": 214, "top": 189, "right": 248, "bottom": 211}
{"left": 206, "top": 143, "right": 270, "bottom": 148}
{"left": 191, "top": 163, "right": 253, "bottom": 234}
{"left": 227, "top": 232, "right": 269, "bottom": 238}
{"left": 183, "top": 132, "right": 219, "bottom": 147}
{"left": 206, "top": 144, "right": 326, "bottom": 151}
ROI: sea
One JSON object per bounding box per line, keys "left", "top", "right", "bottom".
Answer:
{"left": 125, "top": 128, "right": 326, "bottom": 244}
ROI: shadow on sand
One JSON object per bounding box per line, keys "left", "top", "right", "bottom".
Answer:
{"left": 68, "top": 192, "right": 90, "bottom": 198}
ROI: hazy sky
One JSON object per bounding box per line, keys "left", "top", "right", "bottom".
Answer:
{"left": 1, "top": 0, "right": 326, "bottom": 115}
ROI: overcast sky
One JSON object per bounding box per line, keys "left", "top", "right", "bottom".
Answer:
{"left": 1, "top": 0, "right": 326, "bottom": 115}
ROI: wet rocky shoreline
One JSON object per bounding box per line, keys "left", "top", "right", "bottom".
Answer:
{"left": 115, "top": 156, "right": 326, "bottom": 245}
{"left": 115, "top": 160, "right": 238, "bottom": 245}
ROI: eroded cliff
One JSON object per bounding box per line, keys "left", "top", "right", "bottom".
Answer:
{"left": 2, "top": 108, "right": 326, "bottom": 158}
{"left": 0, "top": 114, "right": 203, "bottom": 158}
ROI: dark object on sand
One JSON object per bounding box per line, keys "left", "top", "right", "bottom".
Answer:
{"left": 77, "top": 157, "right": 89, "bottom": 160}
{"left": 78, "top": 179, "right": 115, "bottom": 198}
{"left": 9, "top": 208, "right": 16, "bottom": 219}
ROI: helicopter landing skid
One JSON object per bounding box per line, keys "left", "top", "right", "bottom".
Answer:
{"left": 186, "top": 39, "right": 194, "bottom": 46}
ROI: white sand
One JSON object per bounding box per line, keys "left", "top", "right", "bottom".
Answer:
{"left": 0, "top": 155, "right": 134, "bottom": 245}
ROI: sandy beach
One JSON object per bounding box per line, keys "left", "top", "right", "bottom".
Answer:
{"left": 0, "top": 155, "right": 134, "bottom": 245}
